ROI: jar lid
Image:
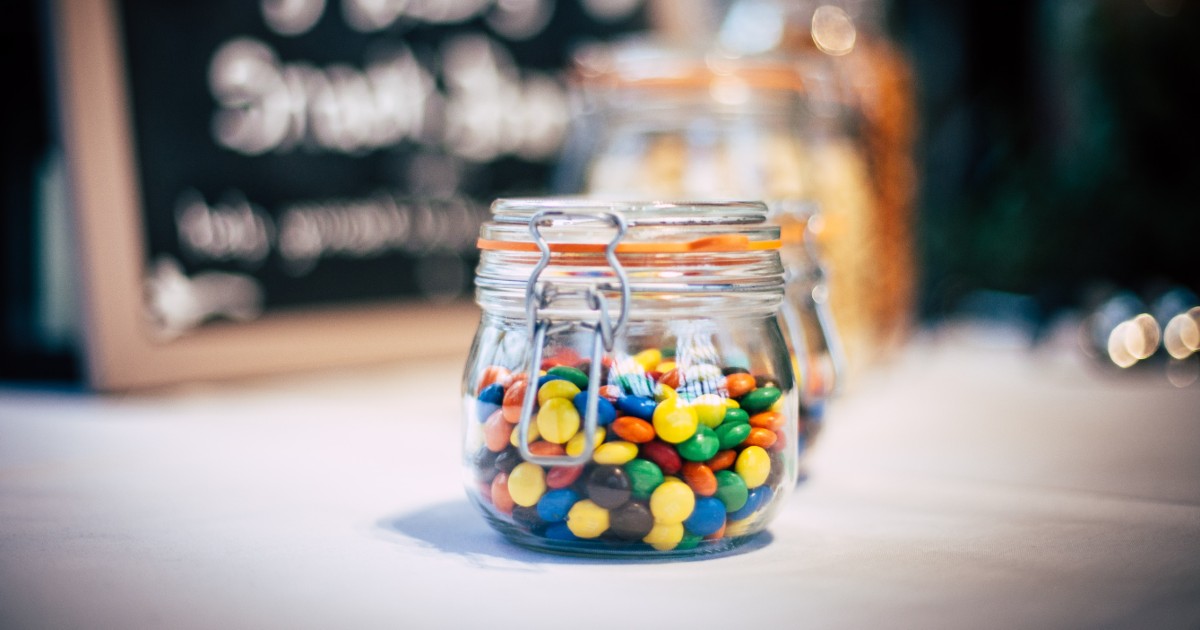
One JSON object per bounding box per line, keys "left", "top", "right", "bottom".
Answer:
{"left": 479, "top": 198, "right": 781, "bottom": 254}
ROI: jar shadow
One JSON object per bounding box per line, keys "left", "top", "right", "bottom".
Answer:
{"left": 377, "top": 498, "right": 774, "bottom": 566}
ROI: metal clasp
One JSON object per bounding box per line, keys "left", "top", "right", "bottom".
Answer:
{"left": 780, "top": 214, "right": 846, "bottom": 403}
{"left": 515, "top": 210, "right": 630, "bottom": 466}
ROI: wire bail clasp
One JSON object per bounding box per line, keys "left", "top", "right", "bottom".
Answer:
{"left": 515, "top": 210, "right": 630, "bottom": 466}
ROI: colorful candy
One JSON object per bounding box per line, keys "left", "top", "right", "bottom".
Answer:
{"left": 466, "top": 352, "right": 793, "bottom": 554}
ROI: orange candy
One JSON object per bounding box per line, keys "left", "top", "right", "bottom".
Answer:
{"left": 501, "top": 379, "right": 529, "bottom": 423}
{"left": 706, "top": 449, "right": 736, "bottom": 471}
{"left": 483, "top": 410, "right": 512, "bottom": 452}
{"left": 681, "top": 462, "right": 718, "bottom": 496}
{"left": 490, "top": 472, "right": 515, "bottom": 514}
{"left": 528, "top": 441, "right": 566, "bottom": 457}
{"left": 745, "top": 427, "right": 778, "bottom": 449}
{"left": 725, "top": 373, "right": 757, "bottom": 398}
{"left": 749, "top": 411, "right": 785, "bottom": 432}
{"left": 658, "top": 368, "right": 683, "bottom": 389}
{"left": 612, "top": 416, "right": 656, "bottom": 443}
{"left": 704, "top": 521, "right": 727, "bottom": 541}
{"left": 477, "top": 366, "right": 512, "bottom": 391}
{"left": 598, "top": 385, "right": 622, "bottom": 402}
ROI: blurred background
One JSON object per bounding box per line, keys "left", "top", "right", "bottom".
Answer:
{"left": 2, "top": 0, "right": 1197, "bottom": 387}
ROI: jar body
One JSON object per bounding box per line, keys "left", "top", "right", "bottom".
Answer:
{"left": 462, "top": 309, "right": 798, "bottom": 556}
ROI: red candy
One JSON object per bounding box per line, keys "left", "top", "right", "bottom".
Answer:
{"left": 546, "top": 465, "right": 584, "bottom": 489}
{"left": 501, "top": 378, "right": 529, "bottom": 424}
{"left": 640, "top": 440, "right": 682, "bottom": 475}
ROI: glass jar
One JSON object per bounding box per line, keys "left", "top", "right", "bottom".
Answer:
{"left": 558, "top": 45, "right": 844, "bottom": 457}
{"left": 462, "top": 198, "right": 799, "bottom": 556}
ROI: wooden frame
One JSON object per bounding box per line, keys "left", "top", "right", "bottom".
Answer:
{"left": 49, "top": 0, "right": 480, "bottom": 390}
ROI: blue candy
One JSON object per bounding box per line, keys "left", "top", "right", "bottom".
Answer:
{"left": 572, "top": 392, "right": 616, "bottom": 427}
{"left": 728, "top": 485, "right": 773, "bottom": 521}
{"left": 536, "top": 489, "right": 580, "bottom": 523}
{"left": 477, "top": 383, "right": 505, "bottom": 404}
{"left": 544, "top": 522, "right": 580, "bottom": 541}
{"left": 616, "top": 395, "right": 657, "bottom": 421}
{"left": 683, "top": 497, "right": 726, "bottom": 536}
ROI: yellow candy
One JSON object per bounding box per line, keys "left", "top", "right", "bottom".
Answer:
{"left": 566, "top": 499, "right": 610, "bottom": 538}
{"left": 633, "top": 348, "right": 663, "bottom": 372}
{"left": 723, "top": 516, "right": 755, "bottom": 537}
{"left": 652, "top": 396, "right": 698, "bottom": 444}
{"left": 692, "top": 394, "right": 727, "bottom": 428}
{"left": 643, "top": 522, "right": 685, "bottom": 551}
{"left": 725, "top": 398, "right": 740, "bottom": 409}
{"left": 565, "top": 427, "right": 606, "bottom": 457}
{"left": 593, "top": 441, "right": 639, "bottom": 465}
{"left": 649, "top": 478, "right": 695, "bottom": 524}
{"left": 655, "top": 384, "right": 678, "bottom": 403}
{"left": 537, "top": 398, "right": 580, "bottom": 444}
{"left": 509, "top": 417, "right": 541, "bottom": 447}
{"left": 735, "top": 445, "right": 770, "bottom": 488}
{"left": 655, "top": 360, "right": 677, "bottom": 373}
{"left": 538, "top": 379, "right": 581, "bottom": 405}
{"left": 507, "top": 462, "right": 547, "bottom": 507}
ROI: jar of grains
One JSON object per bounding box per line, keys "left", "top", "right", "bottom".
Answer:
{"left": 463, "top": 198, "right": 799, "bottom": 556}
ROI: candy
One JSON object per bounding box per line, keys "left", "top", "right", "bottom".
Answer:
{"left": 624, "top": 458, "right": 665, "bottom": 499}
{"left": 616, "top": 395, "right": 656, "bottom": 421}
{"left": 725, "top": 373, "right": 757, "bottom": 398}
{"left": 565, "top": 427, "right": 606, "bottom": 457}
{"left": 483, "top": 410, "right": 513, "bottom": 452}
{"left": 639, "top": 441, "right": 682, "bottom": 475}
{"left": 546, "top": 365, "right": 589, "bottom": 389}
{"left": 466, "top": 350, "right": 793, "bottom": 554}
{"left": 735, "top": 446, "right": 771, "bottom": 488}
{"left": 692, "top": 394, "right": 727, "bottom": 428}
{"left": 477, "top": 366, "right": 512, "bottom": 390}
{"left": 643, "top": 522, "right": 684, "bottom": 551}
{"left": 508, "top": 462, "right": 547, "bottom": 507}
{"left": 649, "top": 478, "right": 695, "bottom": 524}
{"left": 713, "top": 470, "right": 748, "bottom": 512}
{"left": 609, "top": 501, "right": 655, "bottom": 540}
{"left": 611, "top": 416, "right": 655, "bottom": 443}
{"left": 683, "top": 497, "right": 726, "bottom": 536}
{"left": 749, "top": 411, "right": 785, "bottom": 431}
{"left": 714, "top": 422, "right": 751, "bottom": 450}
{"left": 706, "top": 449, "right": 736, "bottom": 471}
{"left": 738, "top": 386, "right": 781, "bottom": 413}
{"left": 721, "top": 366, "right": 750, "bottom": 376}
{"left": 536, "top": 488, "right": 579, "bottom": 522}
{"left": 538, "top": 379, "right": 582, "bottom": 405}
{"left": 681, "top": 462, "right": 717, "bottom": 496}
{"left": 585, "top": 465, "right": 632, "bottom": 509}
{"left": 537, "top": 398, "right": 580, "bottom": 444}
{"left": 566, "top": 499, "right": 609, "bottom": 538}
{"left": 490, "top": 472, "right": 515, "bottom": 514}
{"left": 593, "top": 441, "right": 639, "bottom": 465}
{"left": 677, "top": 426, "right": 720, "bottom": 462}
{"left": 571, "top": 392, "right": 617, "bottom": 427}
{"left": 546, "top": 464, "right": 584, "bottom": 489}
{"left": 652, "top": 397, "right": 698, "bottom": 444}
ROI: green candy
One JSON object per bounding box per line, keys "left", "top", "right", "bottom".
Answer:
{"left": 624, "top": 458, "right": 665, "bottom": 499}
{"left": 714, "top": 470, "right": 748, "bottom": 512}
{"left": 738, "top": 386, "right": 781, "bottom": 413}
{"left": 676, "top": 532, "right": 702, "bottom": 551}
{"left": 546, "top": 365, "right": 589, "bottom": 390}
{"left": 714, "top": 422, "right": 751, "bottom": 450}
{"left": 723, "top": 408, "right": 750, "bottom": 425}
{"left": 677, "top": 426, "right": 720, "bottom": 462}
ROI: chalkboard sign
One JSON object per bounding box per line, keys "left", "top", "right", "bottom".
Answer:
{"left": 49, "top": 0, "right": 646, "bottom": 389}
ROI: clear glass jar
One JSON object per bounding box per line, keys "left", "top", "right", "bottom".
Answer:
{"left": 462, "top": 198, "right": 799, "bottom": 557}
{"left": 558, "top": 45, "right": 844, "bottom": 457}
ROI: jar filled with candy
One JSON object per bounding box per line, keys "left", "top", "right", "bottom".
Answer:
{"left": 463, "top": 199, "right": 799, "bottom": 556}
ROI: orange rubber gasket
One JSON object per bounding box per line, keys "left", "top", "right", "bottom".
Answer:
{"left": 477, "top": 234, "right": 781, "bottom": 254}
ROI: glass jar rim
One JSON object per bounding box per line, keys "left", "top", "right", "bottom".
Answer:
{"left": 491, "top": 198, "right": 769, "bottom": 226}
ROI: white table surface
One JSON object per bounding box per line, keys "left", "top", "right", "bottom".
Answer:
{"left": 2, "top": 327, "right": 1198, "bottom": 629}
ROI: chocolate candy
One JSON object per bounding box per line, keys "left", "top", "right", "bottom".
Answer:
{"left": 585, "top": 465, "right": 632, "bottom": 509}
{"left": 609, "top": 501, "right": 654, "bottom": 540}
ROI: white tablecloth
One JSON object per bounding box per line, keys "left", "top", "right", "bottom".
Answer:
{"left": 2, "top": 328, "right": 1198, "bottom": 629}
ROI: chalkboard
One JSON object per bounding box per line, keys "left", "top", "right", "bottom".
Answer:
{"left": 49, "top": 0, "right": 646, "bottom": 389}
